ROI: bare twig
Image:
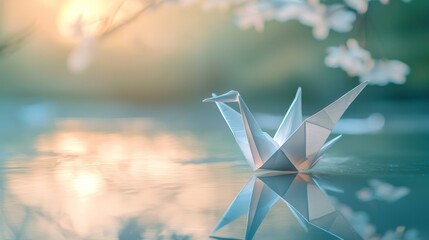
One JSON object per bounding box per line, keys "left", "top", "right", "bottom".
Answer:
{"left": 0, "top": 25, "right": 34, "bottom": 55}
{"left": 99, "top": 0, "right": 165, "bottom": 39}
{"left": 103, "top": 0, "right": 130, "bottom": 31}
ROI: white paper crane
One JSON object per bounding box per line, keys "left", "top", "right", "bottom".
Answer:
{"left": 203, "top": 81, "right": 368, "bottom": 171}
{"left": 212, "top": 173, "right": 362, "bottom": 240}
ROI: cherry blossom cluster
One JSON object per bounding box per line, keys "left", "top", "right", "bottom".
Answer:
{"left": 65, "top": 0, "right": 411, "bottom": 86}
{"left": 230, "top": 0, "right": 411, "bottom": 85}
{"left": 235, "top": 0, "right": 356, "bottom": 39}
{"left": 68, "top": 16, "right": 98, "bottom": 73}
{"left": 325, "top": 39, "right": 410, "bottom": 85}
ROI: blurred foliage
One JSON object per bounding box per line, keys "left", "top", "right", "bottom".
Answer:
{"left": 0, "top": 27, "right": 32, "bottom": 55}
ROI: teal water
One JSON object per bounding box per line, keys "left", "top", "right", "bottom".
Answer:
{"left": 0, "top": 101, "right": 428, "bottom": 240}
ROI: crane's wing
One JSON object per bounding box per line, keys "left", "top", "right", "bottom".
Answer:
{"left": 302, "top": 81, "right": 368, "bottom": 167}
{"left": 237, "top": 96, "right": 278, "bottom": 169}
{"left": 273, "top": 87, "right": 303, "bottom": 146}
{"left": 212, "top": 93, "right": 278, "bottom": 170}
{"left": 311, "top": 135, "right": 342, "bottom": 168}
{"left": 263, "top": 81, "right": 368, "bottom": 170}
{"left": 213, "top": 100, "right": 256, "bottom": 170}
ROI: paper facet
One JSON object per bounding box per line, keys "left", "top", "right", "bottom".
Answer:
{"left": 213, "top": 173, "right": 363, "bottom": 240}
{"left": 204, "top": 82, "right": 368, "bottom": 171}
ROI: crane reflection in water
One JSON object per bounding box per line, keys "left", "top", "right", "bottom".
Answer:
{"left": 212, "top": 173, "right": 362, "bottom": 240}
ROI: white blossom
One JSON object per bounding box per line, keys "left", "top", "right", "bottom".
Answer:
{"left": 235, "top": 2, "right": 274, "bottom": 32}
{"left": 325, "top": 39, "right": 373, "bottom": 76}
{"left": 274, "top": 0, "right": 356, "bottom": 39}
{"left": 68, "top": 36, "right": 97, "bottom": 73}
{"left": 66, "top": 16, "right": 98, "bottom": 73}
{"left": 360, "top": 59, "right": 410, "bottom": 85}
{"left": 325, "top": 39, "right": 410, "bottom": 85}
{"left": 275, "top": 3, "right": 305, "bottom": 21}
{"left": 345, "top": 0, "right": 411, "bottom": 13}
{"left": 325, "top": 4, "right": 357, "bottom": 34}
{"left": 344, "top": 0, "right": 368, "bottom": 14}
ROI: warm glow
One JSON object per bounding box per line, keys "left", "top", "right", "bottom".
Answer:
{"left": 57, "top": 132, "right": 88, "bottom": 155}
{"left": 36, "top": 119, "right": 205, "bottom": 179}
{"left": 4, "top": 118, "right": 242, "bottom": 239}
{"left": 73, "top": 171, "right": 103, "bottom": 198}
{"left": 57, "top": 0, "right": 144, "bottom": 41}
{"left": 58, "top": 0, "right": 106, "bottom": 39}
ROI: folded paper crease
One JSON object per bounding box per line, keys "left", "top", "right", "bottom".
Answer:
{"left": 212, "top": 173, "right": 363, "bottom": 240}
{"left": 204, "top": 81, "right": 368, "bottom": 171}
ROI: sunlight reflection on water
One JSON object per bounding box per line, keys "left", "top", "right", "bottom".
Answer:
{"left": 1, "top": 118, "right": 234, "bottom": 239}
{"left": 0, "top": 113, "right": 428, "bottom": 240}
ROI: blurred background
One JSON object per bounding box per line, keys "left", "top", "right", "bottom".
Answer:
{"left": 0, "top": 0, "right": 428, "bottom": 104}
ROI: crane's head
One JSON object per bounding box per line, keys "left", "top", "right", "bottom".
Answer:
{"left": 202, "top": 90, "right": 240, "bottom": 103}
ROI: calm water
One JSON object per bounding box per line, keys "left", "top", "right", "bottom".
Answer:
{"left": 0, "top": 101, "right": 428, "bottom": 240}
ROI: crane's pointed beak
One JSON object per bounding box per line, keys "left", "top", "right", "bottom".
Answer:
{"left": 203, "top": 90, "right": 240, "bottom": 103}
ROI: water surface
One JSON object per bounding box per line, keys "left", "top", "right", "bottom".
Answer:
{"left": 0, "top": 101, "right": 428, "bottom": 240}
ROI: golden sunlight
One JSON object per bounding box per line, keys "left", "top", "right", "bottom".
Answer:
{"left": 57, "top": 0, "right": 144, "bottom": 41}
{"left": 56, "top": 132, "right": 88, "bottom": 155}
{"left": 4, "top": 118, "right": 239, "bottom": 239}
{"left": 58, "top": 0, "right": 106, "bottom": 39}
{"left": 72, "top": 170, "right": 103, "bottom": 199}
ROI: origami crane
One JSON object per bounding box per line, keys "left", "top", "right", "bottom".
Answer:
{"left": 203, "top": 81, "right": 368, "bottom": 171}
{"left": 212, "top": 173, "right": 362, "bottom": 240}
